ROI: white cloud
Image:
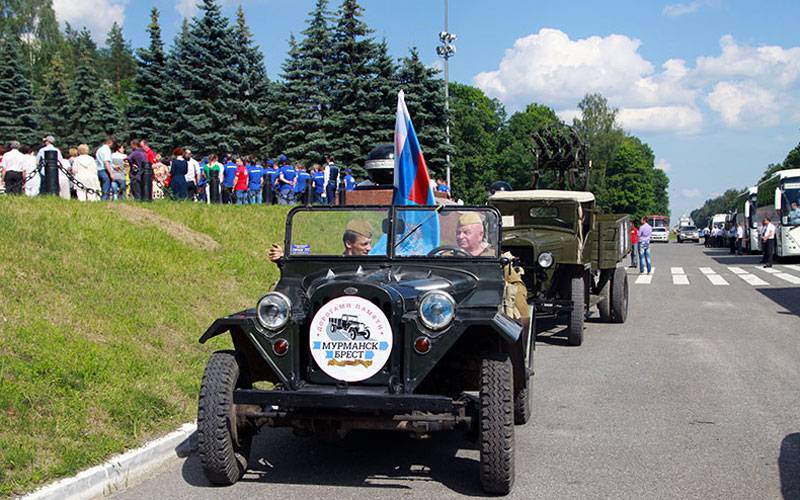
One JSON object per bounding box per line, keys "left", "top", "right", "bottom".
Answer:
{"left": 662, "top": 1, "right": 708, "bottom": 17}
{"left": 681, "top": 188, "right": 702, "bottom": 198}
{"left": 617, "top": 106, "right": 703, "bottom": 133}
{"left": 475, "top": 29, "right": 800, "bottom": 134}
{"left": 52, "top": 0, "right": 127, "bottom": 42}
{"left": 176, "top": 0, "right": 198, "bottom": 18}
{"left": 656, "top": 159, "right": 673, "bottom": 172}
{"left": 706, "top": 81, "right": 779, "bottom": 127}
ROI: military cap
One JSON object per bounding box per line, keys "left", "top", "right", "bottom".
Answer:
{"left": 345, "top": 220, "right": 374, "bottom": 238}
{"left": 457, "top": 212, "right": 484, "bottom": 227}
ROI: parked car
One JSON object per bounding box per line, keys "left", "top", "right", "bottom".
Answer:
{"left": 650, "top": 226, "right": 669, "bottom": 243}
{"left": 677, "top": 225, "right": 700, "bottom": 243}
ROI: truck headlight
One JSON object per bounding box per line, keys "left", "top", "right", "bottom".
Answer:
{"left": 537, "top": 251, "right": 554, "bottom": 269}
{"left": 257, "top": 292, "right": 291, "bottom": 331}
{"left": 418, "top": 291, "right": 455, "bottom": 331}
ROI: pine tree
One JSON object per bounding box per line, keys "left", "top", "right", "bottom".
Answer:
{"left": 128, "top": 8, "right": 169, "bottom": 150}
{"left": 369, "top": 39, "right": 398, "bottom": 146}
{"left": 0, "top": 36, "right": 39, "bottom": 145}
{"left": 38, "top": 53, "right": 70, "bottom": 142}
{"left": 164, "top": 19, "right": 198, "bottom": 152}
{"left": 67, "top": 51, "right": 116, "bottom": 147}
{"left": 180, "top": 0, "right": 239, "bottom": 155}
{"left": 272, "top": 0, "right": 335, "bottom": 162}
{"left": 231, "top": 6, "right": 272, "bottom": 157}
{"left": 327, "top": 0, "right": 381, "bottom": 166}
{"left": 100, "top": 22, "right": 137, "bottom": 103}
{"left": 397, "top": 48, "right": 451, "bottom": 177}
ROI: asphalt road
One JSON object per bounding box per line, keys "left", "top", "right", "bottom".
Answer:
{"left": 113, "top": 242, "right": 800, "bottom": 499}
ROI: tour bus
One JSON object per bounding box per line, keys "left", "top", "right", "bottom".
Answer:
{"left": 732, "top": 187, "right": 760, "bottom": 253}
{"left": 756, "top": 168, "right": 800, "bottom": 258}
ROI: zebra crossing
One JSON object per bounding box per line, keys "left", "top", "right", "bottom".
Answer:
{"left": 630, "top": 264, "right": 800, "bottom": 287}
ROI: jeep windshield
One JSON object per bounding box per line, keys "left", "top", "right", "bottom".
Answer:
{"left": 286, "top": 206, "right": 500, "bottom": 258}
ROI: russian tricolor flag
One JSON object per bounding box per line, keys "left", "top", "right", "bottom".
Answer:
{"left": 393, "top": 90, "right": 436, "bottom": 206}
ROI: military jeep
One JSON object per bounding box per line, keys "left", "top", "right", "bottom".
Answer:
{"left": 489, "top": 189, "right": 631, "bottom": 346}
{"left": 196, "top": 205, "right": 534, "bottom": 494}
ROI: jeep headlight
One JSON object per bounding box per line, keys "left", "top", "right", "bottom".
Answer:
{"left": 537, "top": 251, "right": 554, "bottom": 269}
{"left": 257, "top": 292, "right": 291, "bottom": 330}
{"left": 418, "top": 291, "right": 455, "bottom": 331}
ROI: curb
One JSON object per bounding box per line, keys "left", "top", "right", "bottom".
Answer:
{"left": 23, "top": 423, "right": 197, "bottom": 500}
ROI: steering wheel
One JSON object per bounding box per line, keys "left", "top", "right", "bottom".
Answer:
{"left": 427, "top": 245, "right": 472, "bottom": 257}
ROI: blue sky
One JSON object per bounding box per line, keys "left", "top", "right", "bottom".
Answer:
{"left": 54, "top": 0, "right": 800, "bottom": 218}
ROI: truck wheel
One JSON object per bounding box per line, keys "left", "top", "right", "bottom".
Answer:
{"left": 611, "top": 267, "right": 629, "bottom": 324}
{"left": 566, "top": 275, "right": 584, "bottom": 346}
{"left": 480, "top": 353, "right": 515, "bottom": 494}
{"left": 597, "top": 272, "right": 612, "bottom": 322}
{"left": 197, "top": 351, "right": 253, "bottom": 485}
{"left": 513, "top": 381, "right": 532, "bottom": 425}
{"left": 363, "top": 329, "right": 370, "bottom": 340}
{"left": 349, "top": 328, "right": 357, "bottom": 340}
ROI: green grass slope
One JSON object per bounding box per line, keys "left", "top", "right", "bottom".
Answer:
{"left": 0, "top": 197, "right": 288, "bottom": 496}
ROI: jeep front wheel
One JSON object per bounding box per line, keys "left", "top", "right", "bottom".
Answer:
{"left": 480, "top": 353, "right": 515, "bottom": 494}
{"left": 567, "top": 275, "right": 585, "bottom": 346}
{"left": 197, "top": 350, "right": 253, "bottom": 485}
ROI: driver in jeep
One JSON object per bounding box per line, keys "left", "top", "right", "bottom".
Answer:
{"left": 456, "top": 212, "right": 495, "bottom": 256}
{"left": 268, "top": 219, "right": 373, "bottom": 261}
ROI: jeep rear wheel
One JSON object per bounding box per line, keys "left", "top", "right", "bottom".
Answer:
{"left": 567, "top": 275, "right": 585, "bottom": 346}
{"left": 611, "top": 266, "right": 629, "bottom": 324}
{"left": 480, "top": 353, "right": 515, "bottom": 494}
{"left": 197, "top": 351, "right": 254, "bottom": 485}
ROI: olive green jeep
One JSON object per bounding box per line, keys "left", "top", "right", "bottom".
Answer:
{"left": 489, "top": 189, "right": 631, "bottom": 345}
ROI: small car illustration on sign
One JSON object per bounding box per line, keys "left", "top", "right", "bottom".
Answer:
{"left": 329, "top": 313, "right": 371, "bottom": 339}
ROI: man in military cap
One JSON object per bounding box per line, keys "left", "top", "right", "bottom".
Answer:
{"left": 268, "top": 219, "right": 373, "bottom": 261}
{"left": 456, "top": 212, "right": 495, "bottom": 257}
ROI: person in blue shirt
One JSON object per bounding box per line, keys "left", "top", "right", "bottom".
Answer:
{"left": 311, "top": 164, "right": 326, "bottom": 204}
{"left": 247, "top": 158, "right": 264, "bottom": 204}
{"left": 277, "top": 156, "right": 297, "bottom": 205}
{"left": 343, "top": 169, "right": 356, "bottom": 191}
{"left": 221, "top": 156, "right": 237, "bottom": 204}
{"left": 294, "top": 164, "right": 311, "bottom": 205}
{"left": 266, "top": 160, "right": 280, "bottom": 205}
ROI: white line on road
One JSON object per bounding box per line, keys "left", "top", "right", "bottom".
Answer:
{"left": 773, "top": 272, "right": 800, "bottom": 285}
{"left": 673, "top": 274, "right": 689, "bottom": 285}
{"left": 735, "top": 273, "right": 769, "bottom": 286}
{"left": 635, "top": 274, "right": 652, "bottom": 284}
{"left": 699, "top": 267, "right": 715, "bottom": 275}
{"left": 728, "top": 266, "right": 747, "bottom": 275}
{"left": 757, "top": 266, "right": 780, "bottom": 274}
{"left": 706, "top": 274, "right": 729, "bottom": 286}
{"left": 785, "top": 265, "right": 800, "bottom": 273}
{"left": 671, "top": 267, "right": 685, "bottom": 274}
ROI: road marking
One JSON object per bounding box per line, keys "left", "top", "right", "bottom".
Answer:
{"left": 773, "top": 272, "right": 800, "bottom": 285}
{"left": 673, "top": 274, "right": 690, "bottom": 285}
{"left": 785, "top": 265, "right": 800, "bottom": 273}
{"left": 735, "top": 273, "right": 769, "bottom": 286}
{"left": 671, "top": 267, "right": 685, "bottom": 274}
{"left": 635, "top": 274, "right": 652, "bottom": 284}
{"left": 757, "top": 266, "right": 780, "bottom": 274}
{"left": 706, "top": 274, "right": 729, "bottom": 286}
{"left": 728, "top": 266, "right": 747, "bottom": 275}
{"left": 699, "top": 267, "right": 715, "bottom": 275}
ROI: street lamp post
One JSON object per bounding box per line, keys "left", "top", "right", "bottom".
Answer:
{"left": 436, "top": 0, "right": 456, "bottom": 190}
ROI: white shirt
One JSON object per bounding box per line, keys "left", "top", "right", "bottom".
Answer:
{"left": 186, "top": 158, "right": 200, "bottom": 183}
{"left": 764, "top": 222, "right": 776, "bottom": 240}
{"left": 36, "top": 144, "right": 64, "bottom": 163}
{"left": 2, "top": 148, "right": 26, "bottom": 172}
{"left": 95, "top": 144, "right": 112, "bottom": 172}
{"left": 736, "top": 226, "right": 744, "bottom": 238}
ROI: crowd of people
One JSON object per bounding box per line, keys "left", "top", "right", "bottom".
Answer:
{"left": 0, "top": 136, "right": 361, "bottom": 205}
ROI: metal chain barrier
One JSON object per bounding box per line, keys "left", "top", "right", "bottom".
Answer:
{"left": 56, "top": 162, "right": 106, "bottom": 198}
{"left": 1, "top": 168, "right": 40, "bottom": 193}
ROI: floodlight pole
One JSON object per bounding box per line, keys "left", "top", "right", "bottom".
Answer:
{"left": 436, "top": 0, "right": 456, "bottom": 190}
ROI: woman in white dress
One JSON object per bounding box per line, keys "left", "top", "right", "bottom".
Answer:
{"left": 72, "top": 144, "right": 101, "bottom": 201}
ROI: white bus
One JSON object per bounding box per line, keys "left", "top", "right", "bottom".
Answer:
{"left": 756, "top": 168, "right": 800, "bottom": 258}
{"left": 732, "top": 186, "right": 760, "bottom": 253}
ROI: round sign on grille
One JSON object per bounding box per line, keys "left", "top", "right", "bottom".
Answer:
{"left": 309, "top": 296, "right": 393, "bottom": 382}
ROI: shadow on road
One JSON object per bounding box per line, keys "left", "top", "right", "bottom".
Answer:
{"left": 757, "top": 288, "right": 800, "bottom": 317}
{"left": 780, "top": 433, "right": 800, "bottom": 499}
{"left": 702, "top": 250, "right": 763, "bottom": 266}
{"left": 179, "top": 428, "right": 486, "bottom": 496}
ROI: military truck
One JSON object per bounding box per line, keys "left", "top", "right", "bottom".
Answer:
{"left": 489, "top": 189, "right": 631, "bottom": 346}
{"left": 196, "top": 205, "right": 534, "bottom": 494}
